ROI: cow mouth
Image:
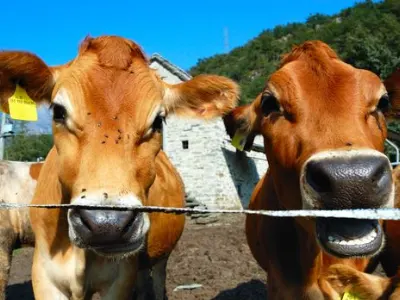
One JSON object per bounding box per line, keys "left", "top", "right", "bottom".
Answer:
{"left": 91, "top": 236, "right": 145, "bottom": 257}
{"left": 315, "top": 218, "right": 383, "bottom": 258}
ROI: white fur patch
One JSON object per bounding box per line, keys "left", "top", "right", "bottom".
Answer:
{"left": 0, "top": 161, "right": 39, "bottom": 243}
{"left": 163, "top": 87, "right": 178, "bottom": 110}
{"left": 53, "top": 88, "right": 74, "bottom": 115}
{"left": 300, "top": 149, "right": 395, "bottom": 210}
{"left": 52, "top": 88, "right": 76, "bottom": 129}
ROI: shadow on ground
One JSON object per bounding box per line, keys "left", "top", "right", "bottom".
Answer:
{"left": 213, "top": 279, "right": 267, "bottom": 300}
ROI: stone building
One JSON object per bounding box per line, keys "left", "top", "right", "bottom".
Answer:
{"left": 149, "top": 54, "right": 269, "bottom": 209}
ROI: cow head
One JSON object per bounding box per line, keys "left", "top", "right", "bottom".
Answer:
{"left": 0, "top": 36, "right": 239, "bottom": 257}
{"left": 225, "top": 41, "right": 394, "bottom": 258}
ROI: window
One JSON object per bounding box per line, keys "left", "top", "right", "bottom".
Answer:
{"left": 182, "top": 140, "right": 189, "bottom": 149}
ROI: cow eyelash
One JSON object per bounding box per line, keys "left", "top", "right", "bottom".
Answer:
{"left": 260, "top": 93, "right": 281, "bottom": 116}
{"left": 142, "top": 113, "right": 166, "bottom": 140}
{"left": 376, "top": 93, "right": 390, "bottom": 113}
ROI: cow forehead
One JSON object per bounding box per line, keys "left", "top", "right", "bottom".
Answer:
{"left": 52, "top": 52, "right": 164, "bottom": 127}
{"left": 269, "top": 60, "right": 382, "bottom": 108}
{"left": 267, "top": 41, "right": 384, "bottom": 106}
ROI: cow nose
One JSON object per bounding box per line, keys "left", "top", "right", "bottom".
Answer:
{"left": 305, "top": 154, "right": 393, "bottom": 209}
{"left": 70, "top": 209, "right": 140, "bottom": 246}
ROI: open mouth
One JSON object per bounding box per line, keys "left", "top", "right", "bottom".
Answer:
{"left": 315, "top": 218, "right": 383, "bottom": 258}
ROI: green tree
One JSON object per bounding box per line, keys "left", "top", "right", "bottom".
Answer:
{"left": 4, "top": 123, "right": 53, "bottom": 161}
{"left": 189, "top": 0, "right": 400, "bottom": 104}
{"left": 189, "top": 0, "right": 400, "bottom": 162}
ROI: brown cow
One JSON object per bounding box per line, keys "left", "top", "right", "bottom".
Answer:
{"left": 224, "top": 40, "right": 394, "bottom": 299}
{"left": 0, "top": 35, "right": 239, "bottom": 299}
{"left": 380, "top": 68, "right": 400, "bottom": 282}
{"left": 321, "top": 70, "right": 400, "bottom": 298}
{"left": 0, "top": 161, "right": 42, "bottom": 299}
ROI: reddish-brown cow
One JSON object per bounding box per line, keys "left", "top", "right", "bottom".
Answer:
{"left": 380, "top": 70, "right": 400, "bottom": 283}
{"left": 321, "top": 70, "right": 400, "bottom": 298}
{"left": 224, "top": 40, "right": 394, "bottom": 299}
{"left": 0, "top": 35, "right": 239, "bottom": 299}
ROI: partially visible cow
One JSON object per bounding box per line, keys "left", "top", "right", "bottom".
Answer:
{"left": 0, "top": 161, "right": 42, "bottom": 299}
{"left": 224, "top": 40, "right": 395, "bottom": 299}
{"left": 0, "top": 35, "right": 239, "bottom": 299}
{"left": 319, "top": 70, "right": 400, "bottom": 298}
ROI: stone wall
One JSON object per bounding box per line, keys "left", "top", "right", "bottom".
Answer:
{"left": 150, "top": 58, "right": 269, "bottom": 209}
{"left": 163, "top": 116, "right": 268, "bottom": 209}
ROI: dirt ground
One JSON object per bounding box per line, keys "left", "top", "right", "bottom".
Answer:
{"left": 4, "top": 214, "right": 387, "bottom": 300}
{"left": 6, "top": 215, "right": 268, "bottom": 300}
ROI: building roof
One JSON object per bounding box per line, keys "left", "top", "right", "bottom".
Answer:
{"left": 150, "top": 53, "right": 192, "bottom": 81}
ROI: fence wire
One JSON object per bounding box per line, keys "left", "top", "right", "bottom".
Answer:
{"left": 3, "top": 202, "right": 400, "bottom": 220}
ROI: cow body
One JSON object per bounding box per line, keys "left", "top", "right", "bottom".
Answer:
{"left": 0, "top": 35, "right": 239, "bottom": 299}
{"left": 31, "top": 147, "right": 185, "bottom": 299}
{"left": 246, "top": 173, "right": 371, "bottom": 299}
{"left": 224, "top": 40, "right": 395, "bottom": 299}
{"left": 0, "top": 160, "right": 42, "bottom": 299}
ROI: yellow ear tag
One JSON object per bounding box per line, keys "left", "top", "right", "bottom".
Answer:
{"left": 8, "top": 85, "right": 38, "bottom": 121}
{"left": 342, "top": 291, "right": 360, "bottom": 300}
{"left": 231, "top": 130, "right": 248, "bottom": 151}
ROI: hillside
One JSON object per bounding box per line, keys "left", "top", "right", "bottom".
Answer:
{"left": 190, "top": 0, "right": 400, "bottom": 104}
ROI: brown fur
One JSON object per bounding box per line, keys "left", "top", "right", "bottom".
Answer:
{"left": 0, "top": 35, "right": 239, "bottom": 299}
{"left": 225, "top": 40, "right": 391, "bottom": 299}
{"left": 318, "top": 64, "right": 400, "bottom": 299}
{"left": 373, "top": 69, "right": 400, "bottom": 289}
{"left": 0, "top": 161, "right": 42, "bottom": 300}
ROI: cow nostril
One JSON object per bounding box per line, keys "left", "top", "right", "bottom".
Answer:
{"left": 121, "top": 212, "right": 138, "bottom": 235}
{"left": 370, "top": 159, "right": 391, "bottom": 190}
{"left": 306, "top": 162, "right": 332, "bottom": 193}
{"left": 79, "top": 210, "right": 95, "bottom": 232}
{"left": 371, "top": 164, "right": 386, "bottom": 184}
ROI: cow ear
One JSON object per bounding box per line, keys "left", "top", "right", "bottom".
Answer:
{"left": 0, "top": 51, "right": 57, "bottom": 114}
{"left": 383, "top": 70, "right": 400, "bottom": 120}
{"left": 222, "top": 95, "right": 263, "bottom": 151}
{"left": 162, "top": 74, "right": 240, "bottom": 119}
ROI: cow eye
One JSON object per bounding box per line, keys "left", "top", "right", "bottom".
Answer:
{"left": 261, "top": 94, "right": 280, "bottom": 116}
{"left": 52, "top": 103, "right": 67, "bottom": 124}
{"left": 377, "top": 93, "right": 390, "bottom": 113}
{"left": 152, "top": 115, "right": 164, "bottom": 132}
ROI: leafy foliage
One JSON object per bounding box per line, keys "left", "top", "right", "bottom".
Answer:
{"left": 190, "top": 0, "right": 400, "bottom": 104}
{"left": 4, "top": 123, "right": 53, "bottom": 162}
{"left": 190, "top": 0, "right": 400, "bottom": 162}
